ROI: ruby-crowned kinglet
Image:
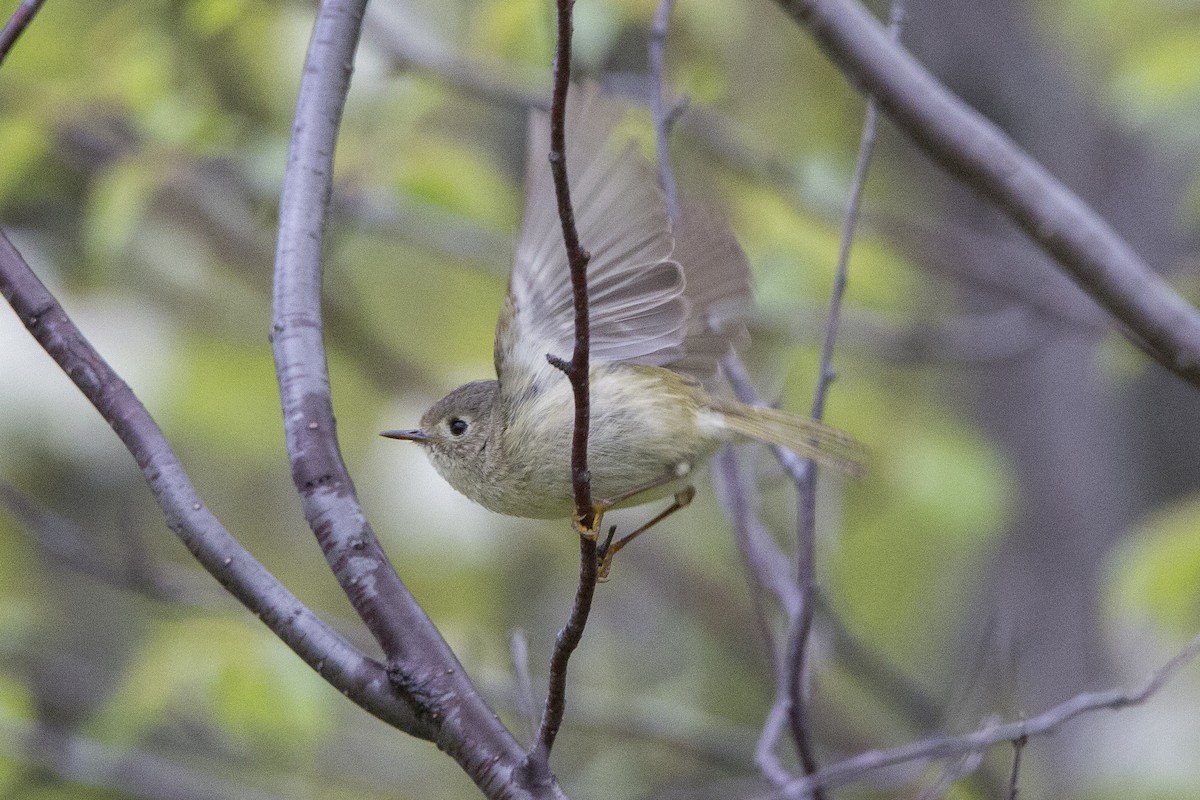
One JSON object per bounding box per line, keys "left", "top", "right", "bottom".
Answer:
{"left": 384, "top": 85, "right": 862, "bottom": 533}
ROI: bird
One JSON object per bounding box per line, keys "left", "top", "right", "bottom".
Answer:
{"left": 383, "top": 84, "right": 862, "bottom": 570}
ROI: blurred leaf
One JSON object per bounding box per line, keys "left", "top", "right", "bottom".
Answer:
{"left": 397, "top": 135, "right": 520, "bottom": 229}
{"left": 0, "top": 116, "right": 51, "bottom": 206}
{"left": 733, "top": 185, "right": 916, "bottom": 317}
{"left": 84, "top": 158, "right": 163, "bottom": 264}
{"left": 89, "top": 616, "right": 333, "bottom": 753}
{"left": 471, "top": 0, "right": 552, "bottom": 66}
{"left": 1112, "top": 26, "right": 1200, "bottom": 128}
{"left": 161, "top": 333, "right": 284, "bottom": 460}
{"left": 185, "top": 0, "right": 251, "bottom": 37}
{"left": 1109, "top": 494, "right": 1200, "bottom": 636}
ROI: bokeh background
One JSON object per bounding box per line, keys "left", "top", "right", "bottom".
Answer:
{"left": 2, "top": 0, "right": 1200, "bottom": 798}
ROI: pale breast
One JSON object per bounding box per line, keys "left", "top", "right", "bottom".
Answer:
{"left": 491, "top": 363, "right": 720, "bottom": 518}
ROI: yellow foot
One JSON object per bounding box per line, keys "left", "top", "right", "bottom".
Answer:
{"left": 572, "top": 502, "right": 609, "bottom": 541}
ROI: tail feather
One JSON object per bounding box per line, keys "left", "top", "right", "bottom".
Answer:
{"left": 717, "top": 404, "right": 866, "bottom": 478}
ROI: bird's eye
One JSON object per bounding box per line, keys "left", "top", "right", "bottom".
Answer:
{"left": 448, "top": 418, "right": 469, "bottom": 437}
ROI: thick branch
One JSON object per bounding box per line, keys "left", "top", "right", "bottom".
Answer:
{"left": 271, "top": 2, "right": 554, "bottom": 797}
{"left": 0, "top": 231, "right": 421, "bottom": 736}
{"left": 774, "top": 0, "right": 1200, "bottom": 386}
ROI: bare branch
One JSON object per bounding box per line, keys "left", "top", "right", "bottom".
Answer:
{"left": 772, "top": 633, "right": 1200, "bottom": 797}
{"left": 545, "top": 10, "right": 595, "bottom": 532}
{"left": 0, "top": 0, "right": 46, "bottom": 66}
{"left": 0, "top": 231, "right": 421, "bottom": 736}
{"left": 1007, "top": 735, "right": 1027, "bottom": 800}
{"left": 773, "top": 0, "right": 1200, "bottom": 386}
{"left": 526, "top": 0, "right": 600, "bottom": 775}
{"left": 527, "top": 535, "right": 599, "bottom": 773}
{"left": 272, "top": 2, "right": 556, "bottom": 796}
{"left": 784, "top": 3, "right": 904, "bottom": 788}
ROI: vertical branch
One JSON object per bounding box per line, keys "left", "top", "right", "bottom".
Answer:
{"left": 273, "top": 2, "right": 550, "bottom": 796}
{"left": 786, "top": 0, "right": 905, "bottom": 784}
{"left": 527, "top": 0, "right": 599, "bottom": 777}
{"left": 0, "top": 0, "right": 46, "bottom": 66}
{"left": 1007, "top": 736, "right": 1027, "bottom": 800}
{"left": 546, "top": 0, "right": 595, "bottom": 529}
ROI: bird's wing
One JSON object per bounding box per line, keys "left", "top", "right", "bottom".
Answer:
{"left": 495, "top": 84, "right": 686, "bottom": 398}
{"left": 667, "top": 202, "right": 752, "bottom": 386}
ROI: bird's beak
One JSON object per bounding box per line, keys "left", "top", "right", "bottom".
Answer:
{"left": 381, "top": 428, "right": 430, "bottom": 443}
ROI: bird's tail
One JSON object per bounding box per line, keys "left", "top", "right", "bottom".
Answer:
{"left": 716, "top": 403, "right": 866, "bottom": 478}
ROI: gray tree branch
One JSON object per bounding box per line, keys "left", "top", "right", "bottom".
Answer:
{"left": 0, "top": 230, "right": 421, "bottom": 736}
{"left": 773, "top": 0, "right": 1200, "bottom": 386}
{"left": 270, "top": 2, "right": 562, "bottom": 797}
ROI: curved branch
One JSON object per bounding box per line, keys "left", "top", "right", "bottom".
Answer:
{"left": 774, "top": 633, "right": 1200, "bottom": 797}
{"left": 774, "top": 0, "right": 1200, "bottom": 386}
{"left": 0, "top": 231, "right": 420, "bottom": 736}
{"left": 271, "top": 2, "right": 559, "bottom": 797}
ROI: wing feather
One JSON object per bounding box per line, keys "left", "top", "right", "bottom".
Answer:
{"left": 498, "top": 84, "right": 686, "bottom": 397}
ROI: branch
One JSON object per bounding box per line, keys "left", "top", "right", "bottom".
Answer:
{"left": 773, "top": 632, "right": 1200, "bottom": 797}
{"left": 773, "top": 0, "right": 1200, "bottom": 386}
{"left": 545, "top": 6, "right": 595, "bottom": 532}
{"left": 784, "top": 2, "right": 903, "bottom": 787}
{"left": 1007, "top": 736, "right": 1027, "bottom": 800}
{"left": 527, "top": 535, "right": 598, "bottom": 773}
{"left": 272, "top": 2, "right": 557, "bottom": 797}
{"left": 0, "top": 0, "right": 46, "bottom": 66}
{"left": 0, "top": 230, "right": 421, "bottom": 736}
{"left": 526, "top": 0, "right": 600, "bottom": 777}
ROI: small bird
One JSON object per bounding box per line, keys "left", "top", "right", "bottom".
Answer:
{"left": 384, "top": 85, "right": 862, "bottom": 567}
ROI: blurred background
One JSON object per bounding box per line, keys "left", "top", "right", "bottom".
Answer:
{"left": 2, "top": 0, "right": 1200, "bottom": 798}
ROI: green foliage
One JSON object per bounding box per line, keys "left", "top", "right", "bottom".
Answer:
{"left": 88, "top": 615, "right": 333, "bottom": 755}
{"left": 2, "top": 0, "right": 1200, "bottom": 797}
{"left": 1109, "top": 494, "right": 1200, "bottom": 636}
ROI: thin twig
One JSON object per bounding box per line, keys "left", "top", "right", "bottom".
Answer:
{"left": 528, "top": 536, "right": 599, "bottom": 774}
{"left": 785, "top": 3, "right": 905, "bottom": 784}
{"left": 0, "top": 0, "right": 46, "bottom": 66}
{"left": 771, "top": 632, "right": 1200, "bottom": 797}
{"left": 544, "top": 3, "right": 595, "bottom": 529}
{"left": 526, "top": 0, "right": 599, "bottom": 775}
{"left": 773, "top": 0, "right": 1200, "bottom": 385}
{"left": 1007, "top": 735, "right": 1026, "bottom": 800}
{"left": 644, "top": 0, "right": 813, "bottom": 785}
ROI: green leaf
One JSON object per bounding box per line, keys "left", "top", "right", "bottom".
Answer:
{"left": 89, "top": 616, "right": 333, "bottom": 753}
{"left": 1109, "top": 494, "right": 1200, "bottom": 636}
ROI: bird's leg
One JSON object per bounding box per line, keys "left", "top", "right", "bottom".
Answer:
{"left": 574, "top": 463, "right": 691, "bottom": 541}
{"left": 598, "top": 485, "right": 696, "bottom": 580}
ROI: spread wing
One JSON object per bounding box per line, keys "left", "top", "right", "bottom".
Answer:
{"left": 495, "top": 84, "right": 686, "bottom": 398}
{"left": 669, "top": 202, "right": 752, "bottom": 385}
